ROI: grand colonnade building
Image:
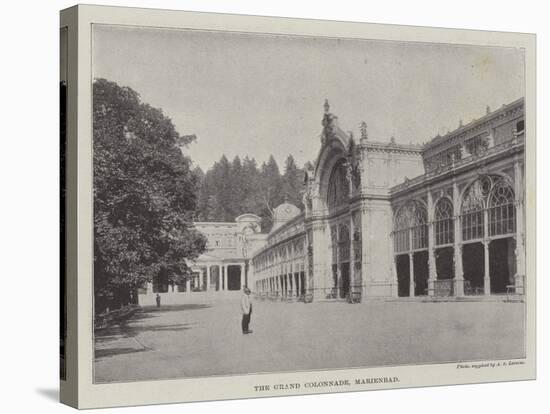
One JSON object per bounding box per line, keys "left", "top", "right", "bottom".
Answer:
{"left": 251, "top": 98, "right": 525, "bottom": 301}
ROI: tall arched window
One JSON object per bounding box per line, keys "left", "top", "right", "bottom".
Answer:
{"left": 434, "top": 197, "right": 454, "bottom": 245}
{"left": 461, "top": 175, "right": 515, "bottom": 241}
{"left": 411, "top": 203, "right": 428, "bottom": 249}
{"left": 327, "top": 159, "right": 350, "bottom": 211}
{"left": 394, "top": 206, "right": 410, "bottom": 253}
{"left": 461, "top": 176, "right": 490, "bottom": 241}
{"left": 489, "top": 181, "right": 515, "bottom": 236}
{"left": 394, "top": 200, "right": 428, "bottom": 252}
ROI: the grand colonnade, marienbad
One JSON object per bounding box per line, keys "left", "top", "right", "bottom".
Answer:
{"left": 139, "top": 98, "right": 525, "bottom": 304}
{"left": 251, "top": 98, "right": 525, "bottom": 302}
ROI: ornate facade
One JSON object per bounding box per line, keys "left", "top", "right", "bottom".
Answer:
{"left": 251, "top": 98, "right": 525, "bottom": 301}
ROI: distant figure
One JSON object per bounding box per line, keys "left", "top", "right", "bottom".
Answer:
{"left": 156, "top": 293, "right": 161, "bottom": 308}
{"left": 241, "top": 287, "right": 253, "bottom": 334}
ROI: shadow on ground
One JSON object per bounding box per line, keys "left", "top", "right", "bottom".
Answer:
{"left": 120, "top": 322, "right": 195, "bottom": 335}
{"left": 141, "top": 304, "right": 211, "bottom": 313}
{"left": 94, "top": 304, "right": 207, "bottom": 361}
{"left": 95, "top": 347, "right": 151, "bottom": 359}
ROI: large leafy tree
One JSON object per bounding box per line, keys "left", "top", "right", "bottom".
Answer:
{"left": 93, "top": 78, "right": 207, "bottom": 310}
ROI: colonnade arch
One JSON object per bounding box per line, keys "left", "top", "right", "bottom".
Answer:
{"left": 393, "top": 200, "right": 429, "bottom": 296}
{"left": 460, "top": 174, "right": 516, "bottom": 294}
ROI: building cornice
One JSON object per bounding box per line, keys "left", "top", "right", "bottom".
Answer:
{"left": 358, "top": 141, "right": 423, "bottom": 156}
{"left": 422, "top": 97, "right": 524, "bottom": 156}
{"left": 390, "top": 138, "right": 524, "bottom": 197}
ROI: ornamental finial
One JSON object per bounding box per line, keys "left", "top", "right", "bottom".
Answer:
{"left": 360, "top": 121, "right": 368, "bottom": 140}
{"left": 324, "top": 99, "right": 330, "bottom": 114}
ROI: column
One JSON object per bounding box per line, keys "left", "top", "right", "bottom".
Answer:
{"left": 292, "top": 272, "right": 295, "bottom": 297}
{"left": 349, "top": 215, "right": 355, "bottom": 295}
{"left": 389, "top": 233, "right": 398, "bottom": 297}
{"left": 240, "top": 264, "right": 245, "bottom": 288}
{"left": 185, "top": 278, "right": 190, "bottom": 293}
{"left": 483, "top": 240, "right": 491, "bottom": 296}
{"left": 283, "top": 273, "right": 288, "bottom": 296}
{"left": 311, "top": 219, "right": 328, "bottom": 301}
{"left": 453, "top": 180, "right": 464, "bottom": 296}
{"left": 427, "top": 189, "right": 436, "bottom": 296}
{"left": 206, "top": 265, "right": 211, "bottom": 292}
{"left": 409, "top": 252, "right": 415, "bottom": 297}
{"left": 222, "top": 265, "right": 227, "bottom": 291}
{"left": 483, "top": 207, "right": 491, "bottom": 296}
{"left": 287, "top": 273, "right": 290, "bottom": 297}
{"left": 146, "top": 282, "right": 153, "bottom": 295}
{"left": 360, "top": 204, "right": 370, "bottom": 286}
{"left": 304, "top": 233, "right": 310, "bottom": 295}
{"left": 335, "top": 225, "right": 341, "bottom": 298}
{"left": 514, "top": 157, "right": 525, "bottom": 294}
{"left": 297, "top": 271, "right": 302, "bottom": 297}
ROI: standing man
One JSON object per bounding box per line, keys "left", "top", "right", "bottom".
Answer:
{"left": 155, "top": 293, "right": 161, "bottom": 308}
{"left": 241, "top": 287, "right": 253, "bottom": 334}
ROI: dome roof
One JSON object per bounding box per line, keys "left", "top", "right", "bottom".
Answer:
{"left": 272, "top": 199, "right": 300, "bottom": 231}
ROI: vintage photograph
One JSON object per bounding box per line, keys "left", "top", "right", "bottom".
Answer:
{"left": 92, "top": 24, "right": 526, "bottom": 384}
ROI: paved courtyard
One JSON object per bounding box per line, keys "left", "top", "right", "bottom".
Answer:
{"left": 94, "top": 294, "right": 525, "bottom": 383}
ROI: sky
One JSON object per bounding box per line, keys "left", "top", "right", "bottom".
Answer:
{"left": 92, "top": 24, "right": 524, "bottom": 171}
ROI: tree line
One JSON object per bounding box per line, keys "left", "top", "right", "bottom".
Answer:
{"left": 194, "top": 154, "right": 305, "bottom": 232}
